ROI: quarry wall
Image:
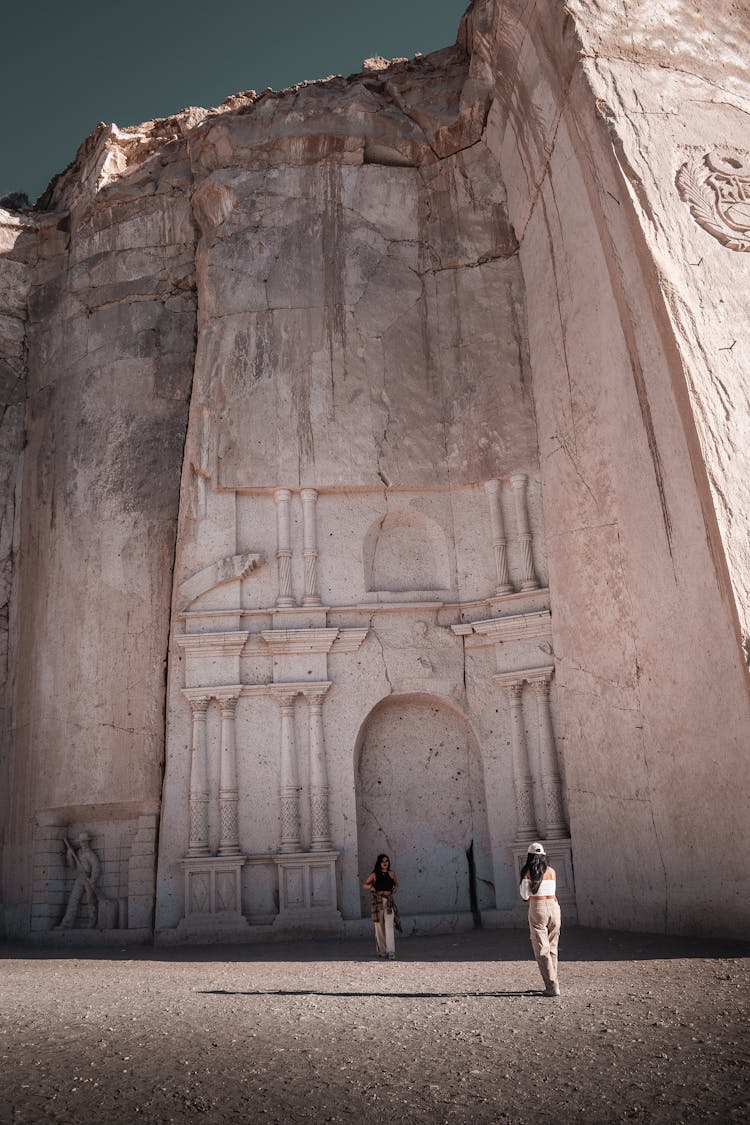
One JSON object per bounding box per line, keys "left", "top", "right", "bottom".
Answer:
{"left": 0, "top": 0, "right": 747, "bottom": 942}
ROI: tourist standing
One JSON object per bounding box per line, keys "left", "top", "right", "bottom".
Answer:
{"left": 363, "top": 853, "right": 399, "bottom": 959}
{"left": 519, "top": 842, "right": 561, "bottom": 996}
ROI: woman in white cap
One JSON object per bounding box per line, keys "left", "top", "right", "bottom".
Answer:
{"left": 519, "top": 842, "right": 561, "bottom": 996}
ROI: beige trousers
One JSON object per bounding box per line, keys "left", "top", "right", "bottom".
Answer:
{"left": 528, "top": 899, "right": 561, "bottom": 989}
{"left": 373, "top": 897, "right": 396, "bottom": 956}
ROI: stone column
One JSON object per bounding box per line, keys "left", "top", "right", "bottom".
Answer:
{"left": 303, "top": 684, "right": 332, "bottom": 850}
{"left": 510, "top": 473, "right": 539, "bottom": 590}
{"left": 528, "top": 670, "right": 567, "bottom": 838}
{"left": 188, "top": 696, "right": 211, "bottom": 856}
{"left": 301, "top": 487, "right": 322, "bottom": 607}
{"left": 504, "top": 679, "right": 539, "bottom": 841}
{"left": 217, "top": 694, "right": 241, "bottom": 855}
{"left": 484, "top": 479, "right": 513, "bottom": 595}
{"left": 275, "top": 690, "right": 302, "bottom": 853}
{"left": 274, "top": 487, "right": 294, "bottom": 607}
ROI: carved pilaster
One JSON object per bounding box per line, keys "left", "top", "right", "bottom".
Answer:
{"left": 301, "top": 488, "right": 322, "bottom": 607}
{"left": 274, "top": 488, "right": 294, "bottom": 607}
{"left": 528, "top": 670, "right": 567, "bottom": 839}
{"left": 510, "top": 473, "right": 539, "bottom": 591}
{"left": 187, "top": 696, "right": 211, "bottom": 856}
{"left": 217, "top": 693, "right": 240, "bottom": 855}
{"left": 484, "top": 479, "right": 513, "bottom": 595}
{"left": 303, "top": 684, "right": 332, "bottom": 850}
{"left": 503, "top": 678, "right": 539, "bottom": 841}
{"left": 31, "top": 814, "right": 67, "bottom": 932}
{"left": 274, "top": 690, "right": 302, "bottom": 853}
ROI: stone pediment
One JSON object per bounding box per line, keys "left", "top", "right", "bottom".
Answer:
{"left": 177, "top": 552, "right": 263, "bottom": 611}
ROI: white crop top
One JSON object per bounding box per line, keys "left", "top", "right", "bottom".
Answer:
{"left": 520, "top": 876, "right": 556, "bottom": 900}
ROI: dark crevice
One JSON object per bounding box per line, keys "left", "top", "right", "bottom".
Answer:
{"left": 466, "top": 840, "right": 482, "bottom": 929}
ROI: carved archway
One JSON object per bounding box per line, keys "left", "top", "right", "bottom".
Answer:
{"left": 354, "top": 692, "right": 494, "bottom": 920}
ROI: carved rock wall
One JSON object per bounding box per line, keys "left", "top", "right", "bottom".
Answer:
{"left": 469, "top": 0, "right": 750, "bottom": 933}
{"left": 0, "top": 211, "right": 35, "bottom": 935}
{"left": 155, "top": 49, "right": 544, "bottom": 937}
{"left": 0, "top": 125, "right": 198, "bottom": 935}
{"left": 1, "top": 0, "right": 748, "bottom": 941}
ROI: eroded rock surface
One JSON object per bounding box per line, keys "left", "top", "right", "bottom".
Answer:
{"left": 1, "top": 0, "right": 748, "bottom": 944}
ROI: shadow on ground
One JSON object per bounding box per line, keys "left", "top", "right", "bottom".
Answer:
{"left": 1, "top": 925, "right": 747, "bottom": 964}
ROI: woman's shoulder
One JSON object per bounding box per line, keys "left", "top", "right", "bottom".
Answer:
{"left": 545, "top": 866, "right": 557, "bottom": 880}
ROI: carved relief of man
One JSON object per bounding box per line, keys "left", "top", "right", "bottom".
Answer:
{"left": 58, "top": 831, "right": 101, "bottom": 929}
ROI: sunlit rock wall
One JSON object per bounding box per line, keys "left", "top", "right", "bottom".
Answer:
{"left": 1, "top": 0, "right": 748, "bottom": 941}
{"left": 155, "top": 48, "right": 543, "bottom": 938}
{"left": 464, "top": 0, "right": 750, "bottom": 933}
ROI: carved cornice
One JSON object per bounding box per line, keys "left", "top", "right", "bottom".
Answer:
{"left": 261, "top": 628, "right": 340, "bottom": 655}
{"left": 452, "top": 610, "right": 552, "bottom": 647}
{"left": 269, "top": 681, "right": 332, "bottom": 700}
{"left": 494, "top": 665, "right": 555, "bottom": 688}
{"left": 175, "top": 632, "right": 249, "bottom": 658}
{"left": 182, "top": 685, "right": 244, "bottom": 704}
{"left": 331, "top": 628, "right": 369, "bottom": 654}
{"left": 176, "top": 588, "right": 549, "bottom": 623}
{"left": 182, "top": 682, "right": 333, "bottom": 702}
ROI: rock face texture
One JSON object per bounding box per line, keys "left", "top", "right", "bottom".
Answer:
{"left": 1, "top": 0, "right": 748, "bottom": 943}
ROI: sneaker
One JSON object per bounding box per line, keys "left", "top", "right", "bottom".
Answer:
{"left": 545, "top": 983, "right": 561, "bottom": 997}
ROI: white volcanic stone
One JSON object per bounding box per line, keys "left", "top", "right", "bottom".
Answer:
{"left": 0, "top": 0, "right": 748, "bottom": 944}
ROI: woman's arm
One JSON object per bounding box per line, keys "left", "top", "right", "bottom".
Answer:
{"left": 362, "top": 873, "right": 375, "bottom": 889}
{"left": 519, "top": 877, "right": 531, "bottom": 901}
{"left": 390, "top": 870, "right": 398, "bottom": 891}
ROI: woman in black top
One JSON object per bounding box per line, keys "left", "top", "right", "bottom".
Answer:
{"left": 363, "top": 853, "right": 399, "bottom": 959}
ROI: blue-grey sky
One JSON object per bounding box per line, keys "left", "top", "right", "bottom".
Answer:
{"left": 1, "top": 0, "right": 469, "bottom": 202}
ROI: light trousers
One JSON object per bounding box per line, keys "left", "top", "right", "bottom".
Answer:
{"left": 373, "top": 902, "right": 396, "bottom": 956}
{"left": 528, "top": 899, "right": 561, "bottom": 989}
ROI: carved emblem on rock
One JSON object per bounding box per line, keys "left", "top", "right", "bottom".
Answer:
{"left": 677, "top": 151, "right": 750, "bottom": 252}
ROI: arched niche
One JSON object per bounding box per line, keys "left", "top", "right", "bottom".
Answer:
{"left": 354, "top": 692, "right": 494, "bottom": 919}
{"left": 362, "top": 510, "right": 450, "bottom": 594}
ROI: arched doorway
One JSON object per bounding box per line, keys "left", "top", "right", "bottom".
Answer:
{"left": 355, "top": 693, "right": 495, "bottom": 920}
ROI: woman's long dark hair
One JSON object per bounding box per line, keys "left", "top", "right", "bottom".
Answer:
{"left": 520, "top": 853, "right": 548, "bottom": 895}
{"left": 372, "top": 853, "right": 394, "bottom": 891}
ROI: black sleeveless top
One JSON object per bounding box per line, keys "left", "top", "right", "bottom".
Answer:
{"left": 372, "top": 868, "right": 394, "bottom": 892}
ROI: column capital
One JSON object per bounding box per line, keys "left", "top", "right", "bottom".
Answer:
{"left": 184, "top": 692, "right": 211, "bottom": 714}
{"left": 526, "top": 665, "right": 555, "bottom": 688}
{"left": 268, "top": 683, "right": 302, "bottom": 701}
{"left": 274, "top": 487, "right": 293, "bottom": 503}
{"left": 213, "top": 687, "right": 241, "bottom": 709}
{"left": 301, "top": 681, "right": 332, "bottom": 701}
{"left": 494, "top": 672, "right": 525, "bottom": 692}
{"left": 495, "top": 666, "right": 554, "bottom": 690}
{"left": 484, "top": 477, "right": 502, "bottom": 497}
{"left": 300, "top": 487, "right": 319, "bottom": 502}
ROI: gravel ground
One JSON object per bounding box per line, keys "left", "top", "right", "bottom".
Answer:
{"left": 0, "top": 926, "right": 748, "bottom": 1124}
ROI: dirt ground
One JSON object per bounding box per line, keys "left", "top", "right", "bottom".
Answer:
{"left": 0, "top": 926, "right": 748, "bottom": 1124}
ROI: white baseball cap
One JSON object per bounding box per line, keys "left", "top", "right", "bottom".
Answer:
{"left": 527, "top": 841, "right": 546, "bottom": 855}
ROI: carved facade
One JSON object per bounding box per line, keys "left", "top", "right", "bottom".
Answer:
{"left": 156, "top": 474, "right": 570, "bottom": 940}
{"left": 2, "top": 0, "right": 749, "bottom": 943}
